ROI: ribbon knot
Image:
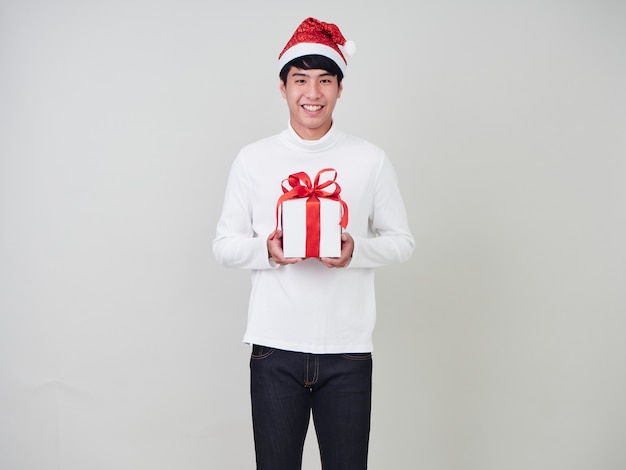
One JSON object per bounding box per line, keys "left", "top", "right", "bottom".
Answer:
{"left": 272, "top": 168, "right": 349, "bottom": 257}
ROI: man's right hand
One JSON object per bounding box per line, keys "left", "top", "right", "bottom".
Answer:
{"left": 267, "top": 230, "right": 303, "bottom": 266}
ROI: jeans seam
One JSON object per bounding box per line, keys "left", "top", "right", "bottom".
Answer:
{"left": 251, "top": 347, "right": 275, "bottom": 360}
{"left": 304, "top": 355, "right": 319, "bottom": 387}
{"left": 341, "top": 353, "right": 372, "bottom": 361}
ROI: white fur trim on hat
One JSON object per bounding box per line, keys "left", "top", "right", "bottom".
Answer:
{"left": 278, "top": 43, "right": 348, "bottom": 75}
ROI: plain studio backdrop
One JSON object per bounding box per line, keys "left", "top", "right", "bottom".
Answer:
{"left": 1, "top": 1, "right": 625, "bottom": 469}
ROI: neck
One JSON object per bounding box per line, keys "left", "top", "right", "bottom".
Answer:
{"left": 290, "top": 120, "right": 333, "bottom": 141}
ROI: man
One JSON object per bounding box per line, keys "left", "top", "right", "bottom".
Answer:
{"left": 213, "top": 17, "right": 414, "bottom": 470}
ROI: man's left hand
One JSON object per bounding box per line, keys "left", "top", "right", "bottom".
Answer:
{"left": 319, "top": 232, "right": 354, "bottom": 268}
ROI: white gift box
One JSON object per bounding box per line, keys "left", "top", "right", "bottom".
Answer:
{"left": 281, "top": 198, "right": 343, "bottom": 258}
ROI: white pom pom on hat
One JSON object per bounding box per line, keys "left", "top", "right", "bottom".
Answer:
{"left": 278, "top": 17, "right": 356, "bottom": 75}
{"left": 342, "top": 39, "right": 357, "bottom": 57}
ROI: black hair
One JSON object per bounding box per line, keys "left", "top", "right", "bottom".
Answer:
{"left": 279, "top": 54, "right": 344, "bottom": 85}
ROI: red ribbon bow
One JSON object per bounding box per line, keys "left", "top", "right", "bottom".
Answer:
{"left": 272, "top": 168, "right": 349, "bottom": 257}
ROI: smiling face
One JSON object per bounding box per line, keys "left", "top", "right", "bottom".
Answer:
{"left": 279, "top": 67, "right": 343, "bottom": 141}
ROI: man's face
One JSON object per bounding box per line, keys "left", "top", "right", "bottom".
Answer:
{"left": 280, "top": 67, "right": 343, "bottom": 141}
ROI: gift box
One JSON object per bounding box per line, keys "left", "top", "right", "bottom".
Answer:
{"left": 273, "top": 168, "right": 349, "bottom": 259}
{"left": 282, "top": 198, "right": 343, "bottom": 258}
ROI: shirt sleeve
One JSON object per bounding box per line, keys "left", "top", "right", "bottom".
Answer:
{"left": 212, "top": 155, "right": 277, "bottom": 270}
{"left": 348, "top": 155, "right": 415, "bottom": 268}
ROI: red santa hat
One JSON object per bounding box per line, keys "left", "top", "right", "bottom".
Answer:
{"left": 278, "top": 17, "right": 356, "bottom": 75}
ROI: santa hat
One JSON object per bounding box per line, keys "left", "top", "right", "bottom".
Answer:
{"left": 278, "top": 17, "right": 356, "bottom": 75}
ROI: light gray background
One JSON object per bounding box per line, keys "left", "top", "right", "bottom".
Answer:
{"left": 1, "top": 1, "right": 625, "bottom": 469}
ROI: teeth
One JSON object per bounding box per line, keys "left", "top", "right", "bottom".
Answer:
{"left": 303, "top": 105, "right": 322, "bottom": 111}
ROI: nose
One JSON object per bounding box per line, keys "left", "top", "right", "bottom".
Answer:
{"left": 304, "top": 81, "right": 321, "bottom": 99}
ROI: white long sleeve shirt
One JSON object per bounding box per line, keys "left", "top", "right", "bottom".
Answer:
{"left": 213, "top": 124, "right": 414, "bottom": 353}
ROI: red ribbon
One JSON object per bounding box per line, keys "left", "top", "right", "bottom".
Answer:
{"left": 272, "top": 168, "right": 349, "bottom": 257}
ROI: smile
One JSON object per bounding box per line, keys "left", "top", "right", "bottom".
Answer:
{"left": 302, "top": 104, "right": 323, "bottom": 111}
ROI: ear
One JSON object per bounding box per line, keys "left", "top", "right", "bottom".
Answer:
{"left": 279, "top": 79, "right": 287, "bottom": 99}
{"left": 338, "top": 81, "right": 343, "bottom": 98}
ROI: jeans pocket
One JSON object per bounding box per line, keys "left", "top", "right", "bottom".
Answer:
{"left": 341, "top": 352, "right": 372, "bottom": 361}
{"left": 251, "top": 344, "right": 275, "bottom": 360}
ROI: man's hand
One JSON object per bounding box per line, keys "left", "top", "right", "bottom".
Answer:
{"left": 267, "top": 230, "right": 303, "bottom": 266}
{"left": 319, "top": 232, "right": 354, "bottom": 268}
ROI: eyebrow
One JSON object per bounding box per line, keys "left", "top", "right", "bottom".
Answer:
{"left": 290, "top": 71, "right": 334, "bottom": 78}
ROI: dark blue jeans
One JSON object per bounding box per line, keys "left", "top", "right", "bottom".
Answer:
{"left": 250, "top": 345, "right": 372, "bottom": 470}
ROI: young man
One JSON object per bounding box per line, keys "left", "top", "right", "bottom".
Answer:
{"left": 213, "top": 17, "right": 414, "bottom": 470}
